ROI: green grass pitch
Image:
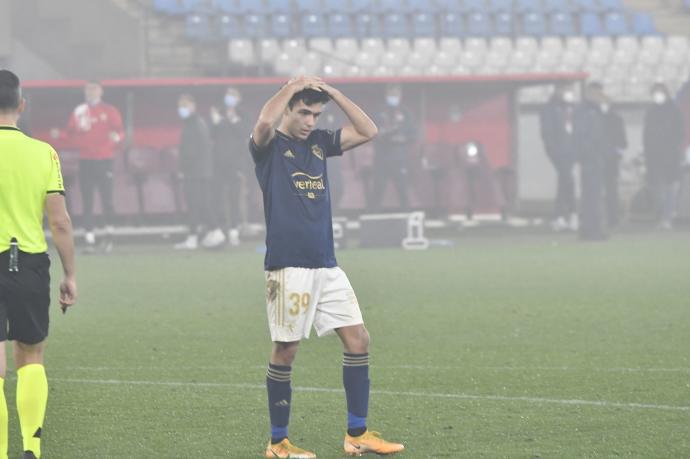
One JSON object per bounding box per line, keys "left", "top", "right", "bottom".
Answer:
{"left": 3, "top": 233, "right": 690, "bottom": 458}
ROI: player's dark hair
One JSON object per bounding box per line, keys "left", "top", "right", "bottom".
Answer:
{"left": 288, "top": 88, "right": 330, "bottom": 110}
{"left": 0, "top": 69, "right": 22, "bottom": 111}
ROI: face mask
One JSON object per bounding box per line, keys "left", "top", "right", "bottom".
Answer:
{"left": 178, "top": 106, "right": 191, "bottom": 119}
{"left": 562, "top": 91, "right": 575, "bottom": 104}
{"left": 224, "top": 95, "right": 239, "bottom": 107}
{"left": 653, "top": 92, "right": 667, "bottom": 105}
{"left": 386, "top": 96, "right": 400, "bottom": 107}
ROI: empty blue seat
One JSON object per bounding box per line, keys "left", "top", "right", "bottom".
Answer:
{"left": 632, "top": 12, "right": 656, "bottom": 35}
{"left": 549, "top": 11, "right": 575, "bottom": 35}
{"left": 409, "top": 0, "right": 436, "bottom": 13}
{"left": 183, "top": 0, "right": 212, "bottom": 12}
{"left": 327, "top": 13, "right": 354, "bottom": 37}
{"left": 467, "top": 11, "right": 492, "bottom": 36}
{"left": 378, "top": 0, "right": 403, "bottom": 13}
{"left": 270, "top": 13, "right": 292, "bottom": 38}
{"left": 574, "top": 0, "right": 601, "bottom": 12}
{"left": 218, "top": 14, "right": 243, "bottom": 39}
{"left": 323, "top": 0, "right": 349, "bottom": 13}
{"left": 494, "top": 11, "right": 514, "bottom": 36}
{"left": 599, "top": 0, "right": 623, "bottom": 11}
{"left": 522, "top": 11, "right": 547, "bottom": 36}
{"left": 435, "top": 0, "right": 463, "bottom": 12}
{"left": 211, "top": 0, "right": 236, "bottom": 13}
{"left": 382, "top": 12, "right": 409, "bottom": 38}
{"left": 544, "top": 0, "right": 573, "bottom": 13}
{"left": 439, "top": 11, "right": 465, "bottom": 36}
{"left": 604, "top": 11, "right": 628, "bottom": 35}
{"left": 154, "top": 0, "right": 188, "bottom": 14}
{"left": 350, "top": 0, "right": 370, "bottom": 13}
{"left": 302, "top": 13, "right": 327, "bottom": 37}
{"left": 266, "top": 0, "right": 290, "bottom": 13}
{"left": 243, "top": 13, "right": 267, "bottom": 38}
{"left": 515, "top": 0, "right": 542, "bottom": 14}
{"left": 296, "top": 0, "right": 322, "bottom": 12}
{"left": 580, "top": 11, "right": 603, "bottom": 35}
{"left": 411, "top": 12, "right": 436, "bottom": 36}
{"left": 185, "top": 14, "right": 214, "bottom": 41}
{"left": 489, "top": 0, "right": 512, "bottom": 12}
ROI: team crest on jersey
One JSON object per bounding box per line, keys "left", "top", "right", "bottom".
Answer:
{"left": 311, "top": 144, "right": 324, "bottom": 160}
{"left": 284, "top": 150, "right": 295, "bottom": 159}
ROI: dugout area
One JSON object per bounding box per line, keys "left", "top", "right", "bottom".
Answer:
{"left": 22, "top": 74, "right": 584, "bottom": 225}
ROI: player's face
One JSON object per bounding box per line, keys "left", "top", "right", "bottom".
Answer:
{"left": 286, "top": 100, "right": 323, "bottom": 140}
{"left": 84, "top": 84, "right": 103, "bottom": 104}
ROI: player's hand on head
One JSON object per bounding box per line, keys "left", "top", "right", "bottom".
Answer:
{"left": 59, "top": 277, "right": 78, "bottom": 312}
{"left": 289, "top": 75, "right": 324, "bottom": 92}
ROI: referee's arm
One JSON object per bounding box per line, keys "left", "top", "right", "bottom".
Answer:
{"left": 46, "top": 194, "right": 77, "bottom": 309}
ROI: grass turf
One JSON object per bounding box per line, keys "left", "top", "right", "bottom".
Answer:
{"left": 3, "top": 232, "right": 690, "bottom": 458}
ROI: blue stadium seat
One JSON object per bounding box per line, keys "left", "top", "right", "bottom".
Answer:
{"left": 323, "top": 0, "right": 349, "bottom": 13}
{"left": 463, "top": 0, "right": 489, "bottom": 13}
{"left": 270, "top": 13, "right": 292, "bottom": 38}
{"left": 580, "top": 11, "right": 603, "bottom": 35}
{"left": 183, "top": 0, "right": 212, "bottom": 13}
{"left": 154, "top": 0, "right": 188, "bottom": 15}
{"left": 489, "top": 0, "right": 512, "bottom": 12}
{"left": 211, "top": 0, "right": 236, "bottom": 13}
{"left": 599, "top": 0, "right": 623, "bottom": 11}
{"left": 411, "top": 12, "right": 436, "bottom": 37}
{"left": 549, "top": 12, "right": 575, "bottom": 36}
{"left": 632, "top": 12, "right": 656, "bottom": 35}
{"left": 467, "top": 11, "right": 492, "bottom": 36}
{"left": 435, "top": 0, "right": 463, "bottom": 12}
{"left": 574, "top": 0, "right": 601, "bottom": 12}
{"left": 243, "top": 13, "right": 267, "bottom": 38}
{"left": 236, "top": 0, "right": 263, "bottom": 14}
{"left": 382, "top": 12, "right": 409, "bottom": 38}
{"left": 350, "top": 0, "right": 370, "bottom": 13}
{"left": 515, "top": 0, "right": 542, "bottom": 14}
{"left": 378, "top": 0, "right": 403, "bottom": 13}
{"left": 302, "top": 13, "right": 327, "bottom": 37}
{"left": 266, "top": 0, "right": 291, "bottom": 13}
{"left": 354, "top": 13, "right": 378, "bottom": 37}
{"left": 522, "top": 11, "right": 547, "bottom": 36}
{"left": 439, "top": 11, "right": 465, "bottom": 36}
{"left": 686, "top": 0, "right": 690, "bottom": 11}
{"left": 327, "top": 13, "right": 354, "bottom": 37}
{"left": 494, "top": 11, "right": 514, "bottom": 36}
{"left": 604, "top": 11, "right": 628, "bottom": 36}
{"left": 544, "top": 0, "right": 573, "bottom": 13}
{"left": 185, "top": 14, "right": 214, "bottom": 41}
{"left": 296, "top": 0, "right": 322, "bottom": 12}
{"left": 409, "top": 0, "right": 436, "bottom": 13}
{"left": 218, "top": 14, "right": 243, "bottom": 39}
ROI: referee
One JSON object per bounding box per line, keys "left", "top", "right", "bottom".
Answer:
{"left": 0, "top": 70, "right": 77, "bottom": 459}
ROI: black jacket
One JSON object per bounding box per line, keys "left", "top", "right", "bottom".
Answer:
{"left": 573, "top": 101, "right": 608, "bottom": 168}
{"left": 539, "top": 97, "right": 577, "bottom": 166}
{"left": 601, "top": 109, "right": 627, "bottom": 160}
{"left": 643, "top": 101, "right": 686, "bottom": 182}
{"left": 211, "top": 113, "right": 251, "bottom": 176}
{"left": 179, "top": 114, "right": 213, "bottom": 179}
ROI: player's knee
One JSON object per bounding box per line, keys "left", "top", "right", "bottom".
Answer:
{"left": 272, "top": 341, "right": 299, "bottom": 366}
{"left": 13, "top": 341, "right": 45, "bottom": 368}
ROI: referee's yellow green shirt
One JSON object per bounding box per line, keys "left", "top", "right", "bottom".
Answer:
{"left": 0, "top": 126, "right": 64, "bottom": 254}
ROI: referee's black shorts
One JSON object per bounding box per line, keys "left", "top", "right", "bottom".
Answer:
{"left": 0, "top": 250, "right": 51, "bottom": 344}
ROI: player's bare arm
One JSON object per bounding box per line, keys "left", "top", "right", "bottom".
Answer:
{"left": 45, "top": 193, "right": 77, "bottom": 311}
{"left": 252, "top": 76, "right": 324, "bottom": 148}
{"left": 316, "top": 82, "right": 378, "bottom": 152}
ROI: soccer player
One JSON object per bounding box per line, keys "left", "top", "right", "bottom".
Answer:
{"left": 0, "top": 70, "right": 77, "bottom": 459}
{"left": 250, "top": 76, "right": 404, "bottom": 458}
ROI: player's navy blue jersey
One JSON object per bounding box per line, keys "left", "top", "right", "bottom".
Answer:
{"left": 250, "top": 128, "right": 343, "bottom": 270}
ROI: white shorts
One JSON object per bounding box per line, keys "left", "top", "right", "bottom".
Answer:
{"left": 265, "top": 267, "right": 364, "bottom": 342}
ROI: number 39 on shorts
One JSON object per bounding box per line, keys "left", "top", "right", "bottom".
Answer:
{"left": 288, "top": 293, "right": 311, "bottom": 316}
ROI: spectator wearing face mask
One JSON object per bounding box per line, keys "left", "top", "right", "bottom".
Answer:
{"left": 369, "top": 85, "right": 418, "bottom": 210}
{"left": 204, "top": 87, "right": 252, "bottom": 248}
{"left": 539, "top": 84, "right": 578, "bottom": 231}
{"left": 643, "top": 83, "right": 687, "bottom": 230}
{"left": 174, "top": 94, "right": 214, "bottom": 250}
{"left": 599, "top": 96, "right": 628, "bottom": 227}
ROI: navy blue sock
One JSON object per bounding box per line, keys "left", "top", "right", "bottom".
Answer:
{"left": 267, "top": 363, "right": 292, "bottom": 444}
{"left": 343, "top": 353, "right": 369, "bottom": 437}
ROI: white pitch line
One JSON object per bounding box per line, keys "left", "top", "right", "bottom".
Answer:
{"left": 49, "top": 377, "right": 690, "bottom": 413}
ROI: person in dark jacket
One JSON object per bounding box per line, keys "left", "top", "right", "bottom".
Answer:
{"left": 539, "top": 84, "right": 578, "bottom": 231}
{"left": 643, "top": 83, "right": 687, "bottom": 229}
{"left": 205, "top": 87, "right": 252, "bottom": 248}
{"left": 174, "top": 94, "right": 214, "bottom": 250}
{"left": 368, "top": 85, "right": 418, "bottom": 210}
{"left": 600, "top": 96, "right": 628, "bottom": 227}
{"left": 574, "top": 82, "right": 609, "bottom": 241}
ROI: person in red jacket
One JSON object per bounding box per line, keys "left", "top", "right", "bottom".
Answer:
{"left": 58, "top": 82, "right": 124, "bottom": 252}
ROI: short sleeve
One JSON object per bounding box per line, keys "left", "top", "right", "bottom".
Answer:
{"left": 323, "top": 129, "right": 343, "bottom": 158}
{"left": 46, "top": 147, "right": 65, "bottom": 195}
{"left": 249, "top": 133, "right": 274, "bottom": 164}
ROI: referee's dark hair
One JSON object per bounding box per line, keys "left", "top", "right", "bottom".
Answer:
{"left": 288, "top": 88, "right": 330, "bottom": 110}
{"left": 0, "top": 69, "right": 22, "bottom": 111}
